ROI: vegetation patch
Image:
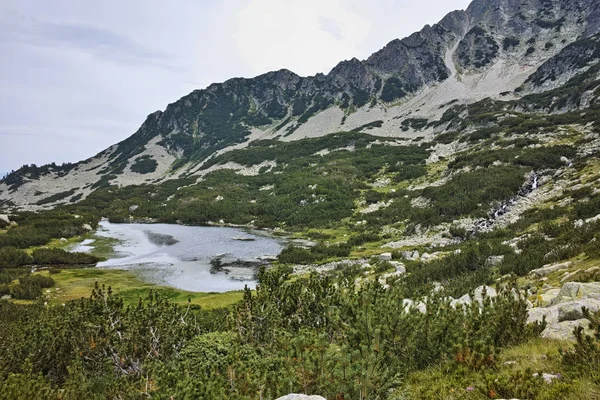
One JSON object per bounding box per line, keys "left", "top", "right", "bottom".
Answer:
{"left": 130, "top": 155, "right": 158, "bottom": 174}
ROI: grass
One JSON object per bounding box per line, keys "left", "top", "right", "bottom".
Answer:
{"left": 405, "top": 338, "right": 600, "bottom": 399}
{"left": 37, "top": 268, "right": 243, "bottom": 309}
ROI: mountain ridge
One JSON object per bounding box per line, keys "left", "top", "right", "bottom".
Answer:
{"left": 2, "top": 0, "right": 600, "bottom": 212}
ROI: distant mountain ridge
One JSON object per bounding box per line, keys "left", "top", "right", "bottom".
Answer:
{"left": 2, "top": 0, "right": 600, "bottom": 210}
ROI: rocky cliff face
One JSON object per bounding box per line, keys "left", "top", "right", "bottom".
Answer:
{"left": 2, "top": 0, "right": 600, "bottom": 210}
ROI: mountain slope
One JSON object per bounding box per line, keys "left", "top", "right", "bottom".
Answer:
{"left": 1, "top": 0, "right": 600, "bottom": 212}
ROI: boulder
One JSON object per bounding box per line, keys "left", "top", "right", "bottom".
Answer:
{"left": 391, "top": 262, "right": 406, "bottom": 274}
{"left": 401, "top": 299, "right": 414, "bottom": 310}
{"left": 486, "top": 255, "right": 505, "bottom": 266}
{"left": 82, "top": 224, "right": 93, "bottom": 231}
{"left": 532, "top": 372, "right": 561, "bottom": 384}
{"left": 539, "top": 289, "right": 561, "bottom": 305}
{"left": 379, "top": 252, "right": 392, "bottom": 262}
{"left": 529, "top": 262, "right": 571, "bottom": 278}
{"left": 541, "top": 319, "right": 591, "bottom": 340}
{"left": 473, "top": 285, "right": 497, "bottom": 304}
{"left": 560, "top": 269, "right": 582, "bottom": 283}
{"left": 416, "top": 301, "right": 427, "bottom": 314}
{"left": 557, "top": 299, "right": 600, "bottom": 322}
{"left": 276, "top": 395, "right": 326, "bottom": 400}
{"left": 451, "top": 294, "right": 472, "bottom": 309}
{"left": 0, "top": 214, "right": 10, "bottom": 224}
{"left": 550, "top": 282, "right": 600, "bottom": 305}
{"left": 527, "top": 306, "right": 559, "bottom": 325}
{"left": 378, "top": 270, "right": 404, "bottom": 285}
{"left": 129, "top": 205, "right": 139, "bottom": 213}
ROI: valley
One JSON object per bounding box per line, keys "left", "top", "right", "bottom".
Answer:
{"left": 2, "top": 0, "right": 600, "bottom": 398}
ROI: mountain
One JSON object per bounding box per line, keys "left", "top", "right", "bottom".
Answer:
{"left": 1, "top": 0, "right": 600, "bottom": 235}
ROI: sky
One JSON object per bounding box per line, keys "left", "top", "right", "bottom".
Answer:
{"left": 0, "top": 0, "right": 471, "bottom": 174}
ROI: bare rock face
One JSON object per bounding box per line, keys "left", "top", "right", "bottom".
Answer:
{"left": 456, "top": 27, "right": 499, "bottom": 69}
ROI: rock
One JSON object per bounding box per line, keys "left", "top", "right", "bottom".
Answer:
{"left": 486, "top": 255, "right": 505, "bottom": 266}
{"left": 129, "top": 205, "right": 139, "bottom": 213}
{"left": 530, "top": 262, "right": 572, "bottom": 278}
{"left": 59, "top": 238, "right": 67, "bottom": 242}
{"left": 541, "top": 319, "right": 591, "bottom": 340}
{"left": 527, "top": 307, "right": 559, "bottom": 325}
{"left": 560, "top": 269, "right": 582, "bottom": 283}
{"left": 379, "top": 252, "right": 392, "bottom": 262}
{"left": 421, "top": 252, "right": 431, "bottom": 260}
{"left": 360, "top": 263, "right": 371, "bottom": 270}
{"left": 532, "top": 373, "right": 560, "bottom": 384}
{"left": 389, "top": 261, "right": 405, "bottom": 270}
{"left": 560, "top": 156, "right": 570, "bottom": 164}
{"left": 585, "top": 213, "right": 600, "bottom": 224}
{"left": 215, "top": 195, "right": 224, "bottom": 201}
{"left": 411, "top": 250, "right": 420, "bottom": 260}
{"left": 557, "top": 299, "right": 600, "bottom": 322}
{"left": 276, "top": 395, "right": 326, "bottom": 400}
{"left": 451, "top": 293, "right": 472, "bottom": 309}
{"left": 378, "top": 269, "right": 406, "bottom": 285}
{"left": 257, "top": 254, "right": 278, "bottom": 262}
{"left": 0, "top": 214, "right": 10, "bottom": 224}
{"left": 550, "top": 282, "right": 600, "bottom": 305}
{"left": 539, "top": 289, "right": 561, "bottom": 305}
{"left": 473, "top": 285, "right": 497, "bottom": 305}
{"left": 82, "top": 224, "right": 93, "bottom": 231}
{"left": 401, "top": 251, "right": 412, "bottom": 260}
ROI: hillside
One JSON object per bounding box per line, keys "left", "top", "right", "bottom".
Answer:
{"left": 2, "top": 0, "right": 600, "bottom": 215}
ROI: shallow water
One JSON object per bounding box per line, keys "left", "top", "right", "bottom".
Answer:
{"left": 80, "top": 220, "right": 285, "bottom": 292}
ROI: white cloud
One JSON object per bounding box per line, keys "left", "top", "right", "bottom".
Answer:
{"left": 235, "top": 0, "right": 370, "bottom": 76}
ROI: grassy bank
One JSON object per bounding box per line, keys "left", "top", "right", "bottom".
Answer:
{"left": 37, "top": 268, "right": 244, "bottom": 309}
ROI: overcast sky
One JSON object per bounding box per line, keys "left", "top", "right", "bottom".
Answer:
{"left": 0, "top": 0, "right": 471, "bottom": 173}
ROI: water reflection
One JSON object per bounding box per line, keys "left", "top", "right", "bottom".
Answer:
{"left": 79, "top": 220, "right": 285, "bottom": 292}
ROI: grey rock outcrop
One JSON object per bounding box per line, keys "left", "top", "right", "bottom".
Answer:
{"left": 528, "top": 281, "right": 600, "bottom": 340}
{"left": 530, "top": 262, "right": 572, "bottom": 278}
{"left": 540, "top": 319, "right": 592, "bottom": 340}
{"left": 557, "top": 299, "right": 600, "bottom": 322}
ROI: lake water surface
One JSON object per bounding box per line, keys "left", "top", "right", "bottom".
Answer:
{"left": 73, "top": 220, "right": 286, "bottom": 292}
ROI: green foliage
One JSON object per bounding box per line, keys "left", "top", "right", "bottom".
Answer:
{"left": 401, "top": 118, "right": 428, "bottom": 131}
{"left": 503, "top": 37, "right": 520, "bottom": 50}
{"left": 535, "top": 17, "right": 565, "bottom": 31}
{"left": 35, "top": 189, "right": 77, "bottom": 206}
{"left": 130, "top": 155, "right": 158, "bottom": 174}
{"left": 0, "top": 247, "right": 31, "bottom": 267}
{"left": 418, "top": 166, "right": 526, "bottom": 224}
{"left": 0, "top": 211, "right": 98, "bottom": 249}
{"left": 381, "top": 77, "right": 406, "bottom": 102}
{"left": 278, "top": 243, "right": 351, "bottom": 264}
{"left": 561, "top": 308, "right": 600, "bottom": 384}
{"left": 31, "top": 248, "right": 99, "bottom": 265}
{"left": 10, "top": 274, "right": 55, "bottom": 300}
{"left": 449, "top": 145, "right": 576, "bottom": 171}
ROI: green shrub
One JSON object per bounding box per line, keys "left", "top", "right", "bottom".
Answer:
{"left": 0, "top": 247, "right": 32, "bottom": 268}
{"left": 32, "top": 248, "right": 99, "bottom": 265}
